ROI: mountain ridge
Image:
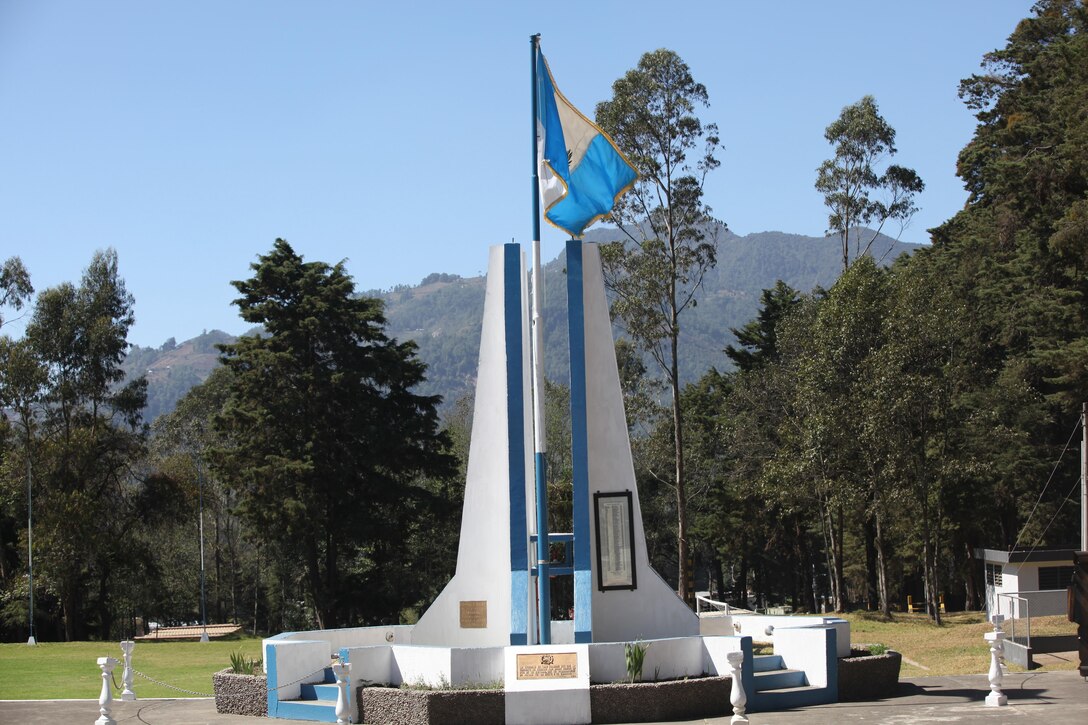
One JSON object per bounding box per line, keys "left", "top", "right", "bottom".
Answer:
{"left": 122, "top": 225, "right": 922, "bottom": 420}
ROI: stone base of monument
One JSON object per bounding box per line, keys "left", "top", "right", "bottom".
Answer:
{"left": 353, "top": 676, "right": 735, "bottom": 725}
{"left": 504, "top": 645, "right": 591, "bottom": 725}
{"left": 265, "top": 623, "right": 845, "bottom": 722}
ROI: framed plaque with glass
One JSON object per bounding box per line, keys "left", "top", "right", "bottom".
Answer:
{"left": 593, "top": 491, "right": 637, "bottom": 591}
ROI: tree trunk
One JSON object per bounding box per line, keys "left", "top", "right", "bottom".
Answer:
{"left": 671, "top": 325, "right": 691, "bottom": 607}
{"left": 964, "top": 542, "right": 979, "bottom": 611}
{"left": 864, "top": 514, "right": 877, "bottom": 610}
{"left": 735, "top": 554, "right": 748, "bottom": 608}
{"left": 304, "top": 536, "right": 327, "bottom": 630}
{"left": 925, "top": 537, "right": 939, "bottom": 623}
{"left": 932, "top": 499, "right": 944, "bottom": 625}
{"left": 214, "top": 507, "right": 223, "bottom": 623}
{"left": 875, "top": 510, "right": 891, "bottom": 618}
{"left": 96, "top": 563, "right": 113, "bottom": 639}
{"left": 818, "top": 496, "right": 839, "bottom": 612}
{"left": 62, "top": 582, "right": 85, "bottom": 642}
{"left": 829, "top": 504, "right": 846, "bottom": 611}
{"left": 252, "top": 544, "right": 261, "bottom": 635}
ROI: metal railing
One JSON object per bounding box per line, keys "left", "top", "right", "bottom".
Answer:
{"left": 695, "top": 594, "right": 754, "bottom": 616}
{"left": 995, "top": 593, "right": 1030, "bottom": 647}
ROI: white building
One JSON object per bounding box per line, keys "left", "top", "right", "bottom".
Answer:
{"left": 976, "top": 547, "right": 1075, "bottom": 622}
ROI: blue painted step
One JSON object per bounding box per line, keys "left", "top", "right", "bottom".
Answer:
{"left": 752, "top": 654, "right": 785, "bottom": 672}
{"left": 278, "top": 667, "right": 340, "bottom": 723}
{"left": 753, "top": 684, "right": 834, "bottom": 710}
{"left": 300, "top": 682, "right": 340, "bottom": 700}
{"left": 275, "top": 699, "right": 338, "bottom": 723}
{"left": 754, "top": 668, "right": 807, "bottom": 691}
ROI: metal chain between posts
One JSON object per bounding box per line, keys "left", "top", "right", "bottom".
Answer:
{"left": 131, "top": 669, "right": 215, "bottom": 697}
{"left": 130, "top": 662, "right": 332, "bottom": 698}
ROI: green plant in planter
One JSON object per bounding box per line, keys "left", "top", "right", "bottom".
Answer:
{"left": 868, "top": 643, "right": 888, "bottom": 656}
{"left": 228, "top": 650, "right": 263, "bottom": 675}
{"left": 624, "top": 641, "right": 649, "bottom": 682}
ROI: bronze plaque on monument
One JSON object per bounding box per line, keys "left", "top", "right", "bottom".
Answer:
{"left": 516, "top": 652, "right": 578, "bottom": 680}
{"left": 459, "top": 600, "right": 487, "bottom": 628}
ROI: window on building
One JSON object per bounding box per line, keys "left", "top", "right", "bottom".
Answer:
{"left": 986, "top": 563, "right": 1003, "bottom": 586}
{"left": 1038, "top": 565, "right": 1074, "bottom": 590}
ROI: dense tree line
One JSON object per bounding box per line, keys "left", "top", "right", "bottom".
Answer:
{"left": 632, "top": 0, "right": 1087, "bottom": 620}
{"left": 0, "top": 243, "right": 460, "bottom": 641}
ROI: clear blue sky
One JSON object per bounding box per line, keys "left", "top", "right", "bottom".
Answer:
{"left": 0, "top": 0, "right": 1033, "bottom": 348}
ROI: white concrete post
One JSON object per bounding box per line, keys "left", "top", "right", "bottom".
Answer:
{"left": 991, "top": 613, "right": 1006, "bottom": 663}
{"left": 726, "top": 650, "right": 749, "bottom": 725}
{"left": 95, "top": 656, "right": 119, "bottom": 725}
{"left": 119, "top": 640, "right": 136, "bottom": 701}
{"left": 332, "top": 661, "right": 351, "bottom": 724}
{"left": 985, "top": 614, "right": 1007, "bottom": 707}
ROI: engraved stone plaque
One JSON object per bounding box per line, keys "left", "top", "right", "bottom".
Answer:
{"left": 459, "top": 600, "right": 487, "bottom": 628}
{"left": 515, "top": 652, "right": 579, "bottom": 680}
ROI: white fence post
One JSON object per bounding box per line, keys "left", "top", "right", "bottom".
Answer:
{"left": 95, "top": 656, "right": 119, "bottom": 725}
{"left": 333, "top": 661, "right": 352, "bottom": 724}
{"left": 985, "top": 614, "right": 1007, "bottom": 707}
{"left": 120, "top": 640, "right": 136, "bottom": 701}
{"left": 726, "top": 650, "right": 749, "bottom": 724}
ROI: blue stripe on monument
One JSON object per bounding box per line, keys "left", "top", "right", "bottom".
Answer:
{"left": 266, "top": 644, "right": 279, "bottom": 716}
{"left": 504, "top": 243, "right": 528, "bottom": 644}
{"left": 566, "top": 239, "right": 592, "bottom": 643}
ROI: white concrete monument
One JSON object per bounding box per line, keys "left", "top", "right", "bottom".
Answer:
{"left": 412, "top": 244, "right": 534, "bottom": 646}
{"left": 414, "top": 241, "right": 696, "bottom": 647}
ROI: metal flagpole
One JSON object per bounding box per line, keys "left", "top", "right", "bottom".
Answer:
{"left": 27, "top": 453, "right": 35, "bottom": 645}
{"left": 530, "top": 33, "right": 551, "bottom": 644}
{"left": 198, "top": 460, "right": 209, "bottom": 643}
{"left": 1081, "top": 402, "right": 1086, "bottom": 552}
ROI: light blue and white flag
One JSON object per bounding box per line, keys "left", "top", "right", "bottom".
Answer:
{"left": 536, "top": 50, "right": 637, "bottom": 238}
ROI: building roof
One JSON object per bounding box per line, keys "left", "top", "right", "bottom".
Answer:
{"left": 974, "top": 547, "right": 1076, "bottom": 564}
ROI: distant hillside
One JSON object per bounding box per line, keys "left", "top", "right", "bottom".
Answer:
{"left": 122, "top": 330, "right": 235, "bottom": 422}
{"left": 126, "top": 225, "right": 920, "bottom": 421}
{"left": 380, "top": 223, "right": 919, "bottom": 409}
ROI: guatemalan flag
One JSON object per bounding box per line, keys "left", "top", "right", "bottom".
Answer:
{"left": 536, "top": 50, "right": 637, "bottom": 238}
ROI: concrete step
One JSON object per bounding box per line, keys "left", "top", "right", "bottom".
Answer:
{"left": 299, "top": 682, "right": 340, "bottom": 700}
{"left": 754, "top": 668, "right": 807, "bottom": 691}
{"left": 752, "top": 654, "right": 785, "bottom": 672}
{"left": 752, "top": 683, "right": 834, "bottom": 710}
{"left": 276, "top": 698, "right": 338, "bottom": 722}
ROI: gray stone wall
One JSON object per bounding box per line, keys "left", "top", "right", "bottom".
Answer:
{"left": 357, "top": 675, "right": 735, "bottom": 724}
{"left": 212, "top": 669, "right": 267, "bottom": 716}
{"left": 590, "top": 677, "right": 732, "bottom": 724}
{"left": 838, "top": 648, "right": 902, "bottom": 701}
{"left": 359, "top": 687, "right": 504, "bottom": 725}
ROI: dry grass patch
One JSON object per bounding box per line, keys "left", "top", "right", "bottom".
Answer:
{"left": 842, "top": 611, "right": 1077, "bottom": 676}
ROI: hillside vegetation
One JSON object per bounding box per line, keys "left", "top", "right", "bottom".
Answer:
{"left": 124, "top": 227, "right": 916, "bottom": 420}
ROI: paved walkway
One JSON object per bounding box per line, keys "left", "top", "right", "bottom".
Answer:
{"left": 2, "top": 670, "right": 1085, "bottom": 724}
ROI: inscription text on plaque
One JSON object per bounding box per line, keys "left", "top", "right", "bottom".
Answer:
{"left": 516, "top": 652, "right": 578, "bottom": 680}
{"left": 459, "top": 600, "right": 487, "bottom": 628}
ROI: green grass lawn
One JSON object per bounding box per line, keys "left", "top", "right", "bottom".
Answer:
{"left": 0, "top": 636, "right": 264, "bottom": 700}
{"left": 0, "top": 613, "right": 1078, "bottom": 700}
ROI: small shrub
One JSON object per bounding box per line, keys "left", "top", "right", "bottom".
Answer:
{"left": 229, "top": 650, "right": 262, "bottom": 675}
{"left": 868, "top": 643, "right": 888, "bottom": 656}
{"left": 624, "top": 641, "right": 649, "bottom": 683}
